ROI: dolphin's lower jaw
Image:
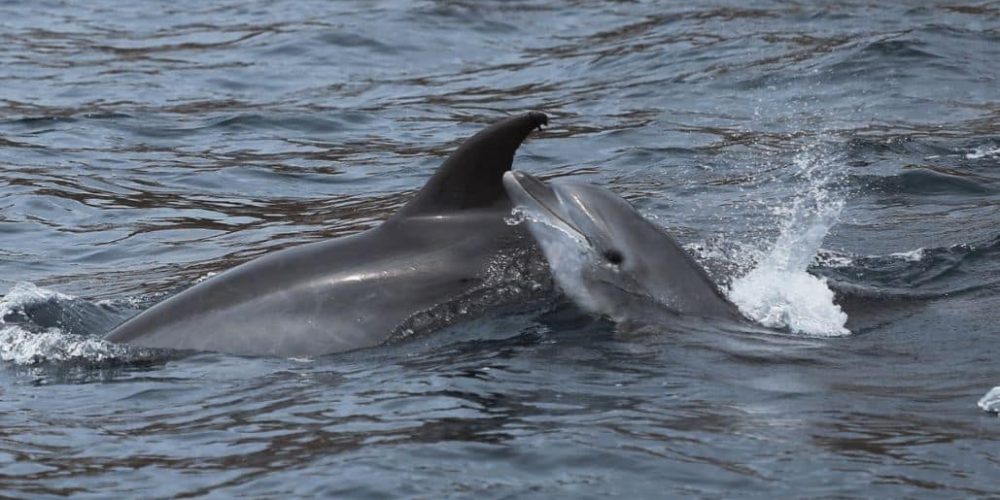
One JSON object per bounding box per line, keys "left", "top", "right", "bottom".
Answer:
{"left": 503, "top": 171, "right": 591, "bottom": 247}
{"left": 504, "top": 172, "right": 605, "bottom": 314}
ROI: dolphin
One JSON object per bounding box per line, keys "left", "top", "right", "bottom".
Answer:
{"left": 106, "top": 112, "right": 551, "bottom": 357}
{"left": 502, "top": 171, "right": 745, "bottom": 328}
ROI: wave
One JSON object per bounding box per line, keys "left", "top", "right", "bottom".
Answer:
{"left": 0, "top": 282, "right": 162, "bottom": 367}
{"left": 855, "top": 168, "right": 995, "bottom": 196}
{"left": 0, "top": 325, "right": 137, "bottom": 365}
{"left": 979, "top": 387, "right": 1000, "bottom": 415}
{"left": 966, "top": 144, "right": 1000, "bottom": 160}
{"left": 812, "top": 235, "right": 1000, "bottom": 298}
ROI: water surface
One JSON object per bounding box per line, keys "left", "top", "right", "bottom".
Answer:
{"left": 1, "top": 1, "right": 998, "bottom": 497}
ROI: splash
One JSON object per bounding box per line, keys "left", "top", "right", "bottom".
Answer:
{"left": 0, "top": 282, "right": 156, "bottom": 365}
{"left": 979, "top": 387, "right": 1000, "bottom": 415}
{"left": 888, "top": 248, "right": 925, "bottom": 262}
{"left": 727, "top": 145, "right": 850, "bottom": 337}
{"left": 813, "top": 249, "right": 855, "bottom": 268}
{"left": 0, "top": 325, "right": 138, "bottom": 365}
{"left": 0, "top": 281, "right": 72, "bottom": 323}
{"left": 966, "top": 144, "right": 1000, "bottom": 160}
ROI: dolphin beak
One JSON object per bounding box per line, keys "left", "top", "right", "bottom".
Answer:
{"left": 503, "top": 171, "right": 560, "bottom": 217}
{"left": 503, "top": 171, "right": 587, "bottom": 241}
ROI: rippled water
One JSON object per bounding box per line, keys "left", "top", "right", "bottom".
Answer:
{"left": 2, "top": 1, "right": 999, "bottom": 497}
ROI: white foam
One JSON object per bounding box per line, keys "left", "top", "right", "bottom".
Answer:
{"left": 0, "top": 282, "right": 73, "bottom": 323}
{"left": 727, "top": 146, "right": 850, "bottom": 337}
{"left": 729, "top": 268, "right": 848, "bottom": 336}
{"left": 889, "top": 248, "right": 925, "bottom": 262}
{"left": 0, "top": 282, "right": 152, "bottom": 365}
{"left": 978, "top": 387, "right": 1000, "bottom": 414}
{"left": 194, "top": 272, "right": 218, "bottom": 284}
{"left": 813, "top": 249, "right": 854, "bottom": 268}
{"left": 966, "top": 145, "right": 1000, "bottom": 159}
{"left": 0, "top": 325, "right": 136, "bottom": 365}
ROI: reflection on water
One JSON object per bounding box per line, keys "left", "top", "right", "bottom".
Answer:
{"left": 1, "top": 0, "right": 999, "bottom": 497}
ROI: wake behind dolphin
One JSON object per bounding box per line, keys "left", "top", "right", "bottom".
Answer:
{"left": 503, "top": 171, "right": 746, "bottom": 328}
{"left": 106, "top": 112, "right": 551, "bottom": 357}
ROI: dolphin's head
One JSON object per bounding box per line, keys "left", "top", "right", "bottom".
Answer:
{"left": 502, "top": 171, "right": 665, "bottom": 319}
{"left": 503, "top": 171, "right": 741, "bottom": 323}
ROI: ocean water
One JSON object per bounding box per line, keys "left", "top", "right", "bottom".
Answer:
{"left": 1, "top": 1, "right": 998, "bottom": 497}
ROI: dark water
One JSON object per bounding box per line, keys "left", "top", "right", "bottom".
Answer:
{"left": 2, "top": 1, "right": 999, "bottom": 497}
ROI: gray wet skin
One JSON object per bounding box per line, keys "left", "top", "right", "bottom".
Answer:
{"left": 503, "top": 170, "right": 744, "bottom": 325}
{"left": 106, "top": 112, "right": 549, "bottom": 357}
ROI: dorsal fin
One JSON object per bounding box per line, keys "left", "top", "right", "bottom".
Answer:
{"left": 396, "top": 112, "right": 547, "bottom": 217}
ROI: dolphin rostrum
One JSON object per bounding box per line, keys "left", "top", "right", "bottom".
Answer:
{"left": 106, "top": 112, "right": 551, "bottom": 357}
{"left": 502, "top": 170, "right": 745, "bottom": 327}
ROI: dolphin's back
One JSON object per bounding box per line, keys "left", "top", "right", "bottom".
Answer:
{"left": 107, "top": 231, "right": 396, "bottom": 356}
{"left": 107, "top": 213, "right": 536, "bottom": 357}
{"left": 105, "top": 112, "right": 550, "bottom": 357}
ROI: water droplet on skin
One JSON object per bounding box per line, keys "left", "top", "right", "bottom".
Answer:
{"left": 505, "top": 207, "right": 526, "bottom": 226}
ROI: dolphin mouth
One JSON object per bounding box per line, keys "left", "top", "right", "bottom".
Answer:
{"left": 504, "top": 172, "right": 572, "bottom": 228}
{"left": 504, "top": 171, "right": 556, "bottom": 211}
{"left": 502, "top": 171, "right": 592, "bottom": 248}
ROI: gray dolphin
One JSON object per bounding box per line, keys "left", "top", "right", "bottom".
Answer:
{"left": 106, "top": 112, "right": 551, "bottom": 357}
{"left": 502, "top": 171, "right": 745, "bottom": 327}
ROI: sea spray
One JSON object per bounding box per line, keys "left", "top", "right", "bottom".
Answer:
{"left": 0, "top": 282, "right": 157, "bottom": 365}
{"left": 727, "top": 143, "right": 850, "bottom": 336}
{"left": 0, "top": 281, "right": 73, "bottom": 324}
{"left": 978, "top": 387, "right": 1000, "bottom": 414}
{"left": 0, "top": 325, "right": 137, "bottom": 365}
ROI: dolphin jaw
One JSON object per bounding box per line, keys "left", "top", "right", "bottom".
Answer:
{"left": 502, "top": 172, "right": 587, "bottom": 245}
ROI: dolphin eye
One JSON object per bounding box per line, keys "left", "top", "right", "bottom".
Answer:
{"left": 603, "top": 249, "right": 624, "bottom": 266}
